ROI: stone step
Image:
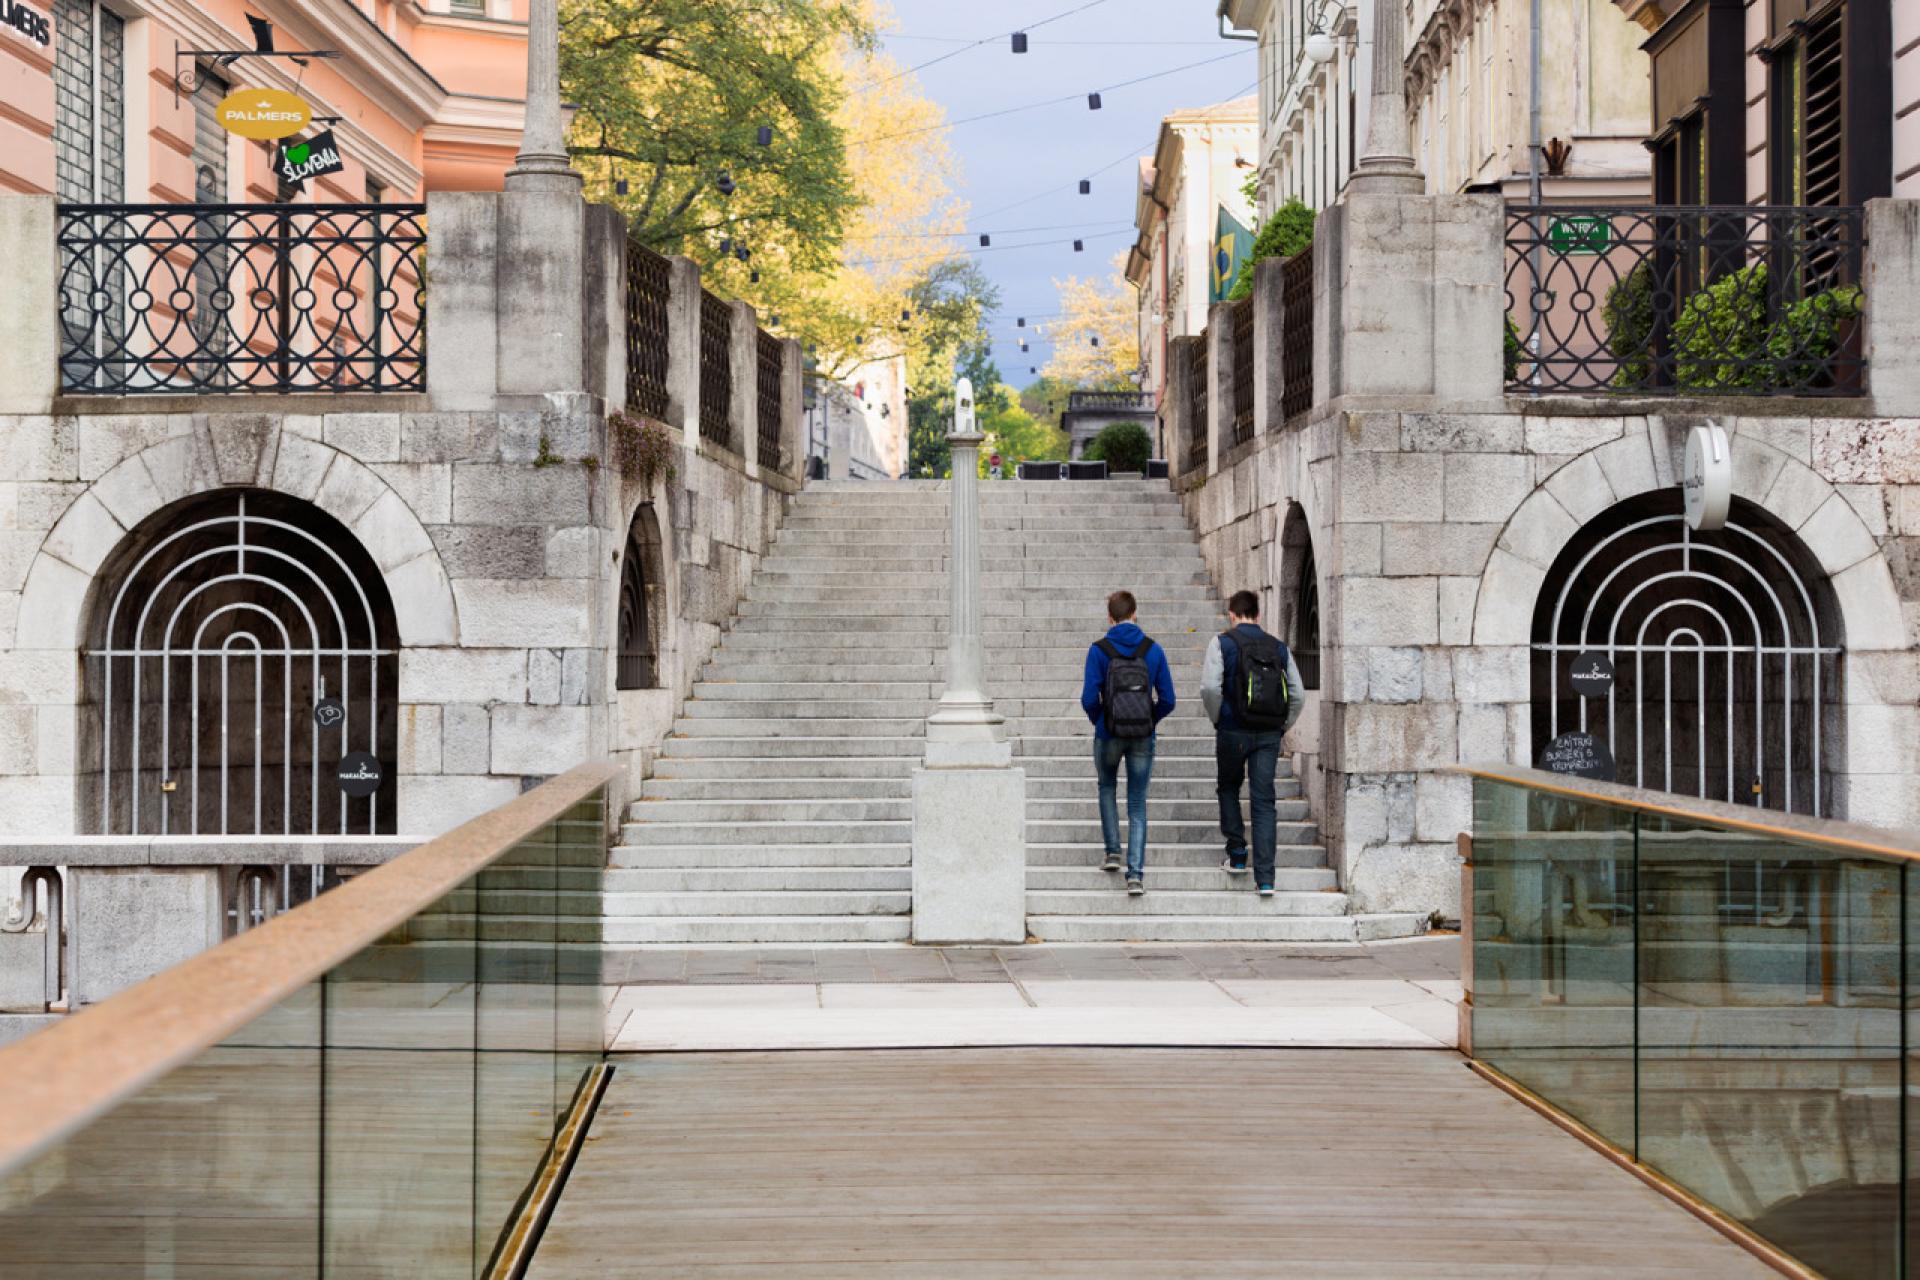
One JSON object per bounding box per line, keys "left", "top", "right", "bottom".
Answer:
{"left": 639, "top": 777, "right": 912, "bottom": 800}
{"left": 658, "top": 736, "right": 927, "bottom": 758}
{"left": 619, "top": 820, "right": 911, "bottom": 845}
{"left": 609, "top": 843, "right": 911, "bottom": 868}
{"left": 1015, "top": 735, "right": 1217, "bottom": 758}
{"left": 745, "top": 584, "right": 1217, "bottom": 605}
{"left": 669, "top": 717, "right": 927, "bottom": 739}
{"left": 778, "top": 515, "right": 1194, "bottom": 532}
{"left": 689, "top": 681, "right": 939, "bottom": 701}
{"left": 734, "top": 600, "right": 1225, "bottom": 620}
{"left": 750, "top": 569, "right": 1210, "bottom": 587}
{"left": 1024, "top": 799, "right": 1308, "bottom": 822}
{"left": 650, "top": 756, "right": 921, "bottom": 779}
{"left": 679, "top": 700, "right": 937, "bottom": 721}
{"left": 1027, "top": 867, "right": 1337, "bottom": 891}
{"left": 606, "top": 867, "right": 911, "bottom": 892}
{"left": 1026, "top": 889, "right": 1348, "bottom": 917}
{"left": 604, "top": 890, "right": 910, "bottom": 917}
{"left": 1025, "top": 915, "right": 1426, "bottom": 944}
{"left": 702, "top": 663, "right": 946, "bottom": 683}
{"left": 1025, "top": 776, "right": 1302, "bottom": 798}
{"left": 1019, "top": 756, "right": 1289, "bottom": 779}
{"left": 1026, "top": 844, "right": 1328, "bottom": 869}
{"left": 1026, "top": 818, "right": 1318, "bottom": 845}
{"left": 628, "top": 798, "right": 913, "bottom": 824}
{"left": 603, "top": 917, "right": 914, "bottom": 944}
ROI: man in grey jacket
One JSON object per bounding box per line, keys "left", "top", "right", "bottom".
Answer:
{"left": 1201, "top": 591, "right": 1305, "bottom": 897}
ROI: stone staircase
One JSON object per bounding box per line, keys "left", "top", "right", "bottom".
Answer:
{"left": 607, "top": 479, "right": 1427, "bottom": 944}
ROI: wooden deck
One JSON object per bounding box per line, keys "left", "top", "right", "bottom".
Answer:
{"left": 529, "top": 1049, "right": 1775, "bottom": 1278}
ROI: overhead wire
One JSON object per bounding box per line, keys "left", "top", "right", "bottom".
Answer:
{"left": 849, "top": 0, "right": 1115, "bottom": 97}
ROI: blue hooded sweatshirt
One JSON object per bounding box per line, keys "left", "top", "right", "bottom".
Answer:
{"left": 1080, "top": 621, "right": 1176, "bottom": 740}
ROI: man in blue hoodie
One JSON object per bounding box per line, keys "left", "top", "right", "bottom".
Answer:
{"left": 1080, "top": 590, "right": 1177, "bottom": 895}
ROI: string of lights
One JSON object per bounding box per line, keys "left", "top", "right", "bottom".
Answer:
{"left": 847, "top": 0, "right": 1115, "bottom": 98}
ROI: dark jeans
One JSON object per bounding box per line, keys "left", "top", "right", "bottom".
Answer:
{"left": 1217, "top": 728, "right": 1285, "bottom": 886}
{"left": 1094, "top": 735, "right": 1156, "bottom": 877}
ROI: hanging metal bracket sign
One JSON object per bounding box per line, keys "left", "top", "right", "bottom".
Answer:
{"left": 171, "top": 32, "right": 340, "bottom": 108}
{"left": 276, "top": 129, "right": 346, "bottom": 188}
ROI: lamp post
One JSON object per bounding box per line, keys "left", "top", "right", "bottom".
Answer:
{"left": 1347, "top": 0, "right": 1424, "bottom": 193}
{"left": 506, "top": 0, "right": 581, "bottom": 191}
{"left": 927, "top": 377, "right": 1005, "bottom": 755}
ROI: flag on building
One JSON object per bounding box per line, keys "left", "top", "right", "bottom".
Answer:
{"left": 1210, "top": 206, "right": 1254, "bottom": 303}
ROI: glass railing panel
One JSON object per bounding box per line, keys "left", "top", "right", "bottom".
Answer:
{"left": 323, "top": 884, "right": 480, "bottom": 1278}
{"left": 1469, "top": 776, "right": 1638, "bottom": 1151}
{"left": 0, "top": 769, "right": 612, "bottom": 1279}
{"left": 1633, "top": 811, "right": 1902, "bottom": 1279}
{"left": 0, "top": 987, "right": 324, "bottom": 1275}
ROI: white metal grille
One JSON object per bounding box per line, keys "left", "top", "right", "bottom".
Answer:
{"left": 1532, "top": 496, "right": 1841, "bottom": 816}
{"left": 83, "top": 492, "right": 397, "bottom": 836}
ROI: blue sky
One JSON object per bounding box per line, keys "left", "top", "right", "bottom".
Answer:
{"left": 876, "top": 1, "right": 1256, "bottom": 389}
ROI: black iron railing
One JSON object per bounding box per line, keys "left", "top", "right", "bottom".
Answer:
{"left": 1186, "top": 336, "right": 1209, "bottom": 474}
{"left": 57, "top": 203, "right": 425, "bottom": 395}
{"left": 1067, "top": 390, "right": 1153, "bottom": 412}
{"left": 1229, "top": 296, "right": 1254, "bottom": 446}
{"left": 1505, "top": 205, "right": 1865, "bottom": 397}
{"left": 698, "top": 289, "right": 732, "bottom": 449}
{"left": 625, "top": 239, "right": 671, "bottom": 419}
{"left": 755, "top": 330, "right": 783, "bottom": 472}
{"left": 1281, "top": 250, "right": 1314, "bottom": 421}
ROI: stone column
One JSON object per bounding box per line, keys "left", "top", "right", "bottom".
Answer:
{"left": 913, "top": 377, "right": 1024, "bottom": 944}
{"left": 729, "top": 300, "right": 758, "bottom": 466}
{"left": 1206, "top": 302, "right": 1233, "bottom": 472}
{"left": 1251, "top": 255, "right": 1287, "bottom": 436}
{"left": 0, "top": 196, "right": 56, "bottom": 414}
{"left": 779, "top": 338, "right": 805, "bottom": 481}
{"left": 425, "top": 191, "right": 499, "bottom": 411}
{"left": 1347, "top": 0, "right": 1423, "bottom": 194}
{"left": 662, "top": 256, "right": 702, "bottom": 435}
{"left": 504, "top": 0, "right": 580, "bottom": 192}
{"left": 1166, "top": 334, "right": 1197, "bottom": 483}
{"left": 1866, "top": 200, "right": 1920, "bottom": 417}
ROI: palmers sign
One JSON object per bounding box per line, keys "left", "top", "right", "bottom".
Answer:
{"left": 217, "top": 87, "right": 312, "bottom": 139}
{"left": 1, "top": 0, "right": 51, "bottom": 49}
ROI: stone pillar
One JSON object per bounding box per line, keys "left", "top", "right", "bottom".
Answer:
{"left": 1206, "top": 302, "right": 1233, "bottom": 472}
{"left": 504, "top": 0, "right": 580, "bottom": 193}
{"left": 914, "top": 377, "right": 1025, "bottom": 944}
{"left": 0, "top": 196, "right": 56, "bottom": 414}
{"left": 1866, "top": 200, "right": 1920, "bottom": 417}
{"left": 729, "top": 300, "right": 758, "bottom": 466}
{"left": 68, "top": 867, "right": 223, "bottom": 1007}
{"left": 780, "top": 338, "right": 805, "bottom": 481}
{"left": 1166, "top": 334, "right": 1197, "bottom": 482}
{"left": 1348, "top": 0, "right": 1423, "bottom": 195}
{"left": 425, "top": 191, "right": 500, "bottom": 412}
{"left": 663, "top": 257, "right": 702, "bottom": 434}
{"left": 1252, "top": 255, "right": 1287, "bottom": 436}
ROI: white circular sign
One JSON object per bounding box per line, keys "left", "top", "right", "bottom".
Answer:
{"left": 1682, "top": 423, "right": 1731, "bottom": 532}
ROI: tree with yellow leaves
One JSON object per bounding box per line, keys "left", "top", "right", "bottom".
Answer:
{"left": 1041, "top": 255, "right": 1142, "bottom": 390}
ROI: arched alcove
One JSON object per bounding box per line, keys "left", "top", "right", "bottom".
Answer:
{"left": 616, "top": 503, "right": 666, "bottom": 690}
{"left": 1274, "top": 503, "right": 1321, "bottom": 689}
{"left": 77, "top": 489, "right": 399, "bottom": 835}
{"left": 1529, "top": 489, "right": 1843, "bottom": 816}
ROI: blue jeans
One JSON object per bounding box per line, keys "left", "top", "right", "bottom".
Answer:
{"left": 1217, "top": 728, "right": 1285, "bottom": 886}
{"left": 1094, "top": 735, "right": 1156, "bottom": 877}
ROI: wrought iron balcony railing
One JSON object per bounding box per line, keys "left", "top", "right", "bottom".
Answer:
{"left": 1504, "top": 204, "right": 1865, "bottom": 398}
{"left": 57, "top": 203, "right": 427, "bottom": 396}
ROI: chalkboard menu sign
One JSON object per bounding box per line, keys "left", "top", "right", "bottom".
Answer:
{"left": 1566, "top": 652, "right": 1614, "bottom": 699}
{"left": 336, "top": 751, "right": 383, "bottom": 797}
{"left": 1540, "top": 731, "right": 1615, "bottom": 782}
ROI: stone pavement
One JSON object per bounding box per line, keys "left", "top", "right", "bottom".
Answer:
{"left": 603, "top": 936, "right": 1462, "bottom": 1052}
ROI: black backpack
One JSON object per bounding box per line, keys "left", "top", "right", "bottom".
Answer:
{"left": 1098, "top": 637, "right": 1157, "bottom": 740}
{"left": 1224, "top": 629, "right": 1291, "bottom": 731}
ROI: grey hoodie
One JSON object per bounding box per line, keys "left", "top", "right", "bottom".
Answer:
{"left": 1201, "top": 623, "right": 1306, "bottom": 732}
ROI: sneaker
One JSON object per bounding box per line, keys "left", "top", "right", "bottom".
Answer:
{"left": 1101, "top": 852, "right": 1122, "bottom": 872}
{"left": 1257, "top": 884, "right": 1275, "bottom": 898}
{"left": 1126, "top": 878, "right": 1145, "bottom": 896}
{"left": 1222, "top": 854, "right": 1250, "bottom": 875}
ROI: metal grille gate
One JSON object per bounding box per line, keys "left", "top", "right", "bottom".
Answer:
{"left": 1531, "top": 495, "right": 1840, "bottom": 817}
{"left": 83, "top": 492, "right": 398, "bottom": 836}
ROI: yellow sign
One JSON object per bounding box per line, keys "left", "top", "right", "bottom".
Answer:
{"left": 216, "top": 88, "right": 312, "bottom": 140}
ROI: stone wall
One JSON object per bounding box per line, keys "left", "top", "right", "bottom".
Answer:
{"left": 1169, "top": 193, "right": 1920, "bottom": 923}
{"left": 0, "top": 187, "right": 803, "bottom": 849}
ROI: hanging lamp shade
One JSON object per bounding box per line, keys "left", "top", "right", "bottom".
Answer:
{"left": 979, "top": 234, "right": 991, "bottom": 247}
{"left": 901, "top": 309, "right": 911, "bottom": 321}
{"left": 1087, "top": 93, "right": 1102, "bottom": 110}
{"left": 716, "top": 171, "right": 735, "bottom": 195}
{"left": 1017, "top": 317, "right": 1025, "bottom": 327}
{"left": 719, "top": 238, "right": 732, "bottom": 254}
{"left": 615, "top": 178, "right": 629, "bottom": 196}
{"left": 1073, "top": 240, "right": 1084, "bottom": 251}
{"left": 750, "top": 270, "right": 760, "bottom": 283}
{"left": 1011, "top": 31, "right": 1028, "bottom": 52}
{"left": 756, "top": 125, "right": 774, "bottom": 146}
{"left": 736, "top": 245, "right": 750, "bottom": 261}
{"left": 1091, "top": 337, "right": 1100, "bottom": 347}
{"left": 1078, "top": 179, "right": 1091, "bottom": 194}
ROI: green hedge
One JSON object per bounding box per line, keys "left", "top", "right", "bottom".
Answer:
{"left": 1084, "top": 421, "right": 1153, "bottom": 473}
{"left": 1225, "top": 200, "right": 1315, "bottom": 302}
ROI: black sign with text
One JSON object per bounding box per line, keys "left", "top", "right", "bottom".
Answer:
{"left": 1540, "top": 732, "right": 1616, "bottom": 783}
{"left": 275, "top": 129, "right": 346, "bottom": 190}
{"left": 336, "top": 751, "right": 383, "bottom": 797}
{"left": 1566, "top": 652, "right": 1615, "bottom": 699}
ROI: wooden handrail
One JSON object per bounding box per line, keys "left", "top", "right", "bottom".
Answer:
{"left": 1451, "top": 761, "right": 1920, "bottom": 864}
{"left": 0, "top": 761, "right": 619, "bottom": 1178}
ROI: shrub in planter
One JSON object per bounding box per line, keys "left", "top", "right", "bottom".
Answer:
{"left": 1504, "top": 315, "right": 1527, "bottom": 383}
{"left": 1602, "top": 261, "right": 1657, "bottom": 388}
{"left": 1671, "top": 264, "right": 1863, "bottom": 392}
{"left": 1225, "top": 199, "right": 1315, "bottom": 302}
{"left": 1085, "top": 421, "right": 1153, "bottom": 473}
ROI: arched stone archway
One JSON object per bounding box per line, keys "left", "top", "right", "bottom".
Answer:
{"left": 616, "top": 503, "right": 666, "bottom": 690}
{"left": 77, "top": 488, "right": 400, "bottom": 836}
{"left": 1274, "top": 502, "right": 1322, "bottom": 690}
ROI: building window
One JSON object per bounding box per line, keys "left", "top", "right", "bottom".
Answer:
{"left": 1768, "top": 6, "right": 1842, "bottom": 206}
{"left": 53, "top": 0, "right": 125, "bottom": 204}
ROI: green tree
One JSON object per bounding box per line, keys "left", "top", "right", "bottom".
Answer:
{"left": 562, "top": 0, "right": 871, "bottom": 275}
